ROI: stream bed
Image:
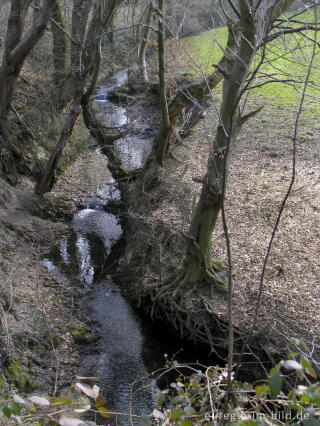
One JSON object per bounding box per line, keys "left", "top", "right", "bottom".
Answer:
{"left": 43, "top": 70, "right": 216, "bottom": 424}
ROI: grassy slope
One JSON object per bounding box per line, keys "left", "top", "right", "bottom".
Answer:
{"left": 176, "top": 9, "right": 320, "bottom": 120}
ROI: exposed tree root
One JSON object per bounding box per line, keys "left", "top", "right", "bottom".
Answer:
{"left": 151, "top": 258, "right": 227, "bottom": 330}
{"left": 150, "top": 289, "right": 229, "bottom": 354}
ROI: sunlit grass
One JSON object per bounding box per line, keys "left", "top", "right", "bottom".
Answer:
{"left": 175, "top": 9, "right": 320, "bottom": 117}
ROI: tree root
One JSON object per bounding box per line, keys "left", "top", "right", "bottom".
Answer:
{"left": 150, "top": 289, "right": 229, "bottom": 352}
{"left": 151, "top": 259, "right": 227, "bottom": 322}
{"left": 204, "top": 259, "right": 227, "bottom": 293}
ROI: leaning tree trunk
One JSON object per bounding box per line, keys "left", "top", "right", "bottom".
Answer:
{"left": 182, "top": 2, "right": 256, "bottom": 289}
{"left": 0, "top": 0, "right": 57, "bottom": 176}
{"left": 36, "top": 0, "right": 123, "bottom": 194}
{"left": 35, "top": 81, "right": 83, "bottom": 194}
{"left": 152, "top": 2, "right": 257, "bottom": 304}
{"left": 152, "top": 22, "right": 239, "bottom": 167}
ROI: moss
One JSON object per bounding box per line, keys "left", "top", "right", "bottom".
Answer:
{"left": 4, "top": 357, "right": 36, "bottom": 393}
{"left": 69, "top": 323, "right": 97, "bottom": 344}
{"left": 0, "top": 376, "right": 8, "bottom": 393}
{"left": 45, "top": 332, "right": 62, "bottom": 348}
{"left": 59, "top": 325, "right": 67, "bottom": 334}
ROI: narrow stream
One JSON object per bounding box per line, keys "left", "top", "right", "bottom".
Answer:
{"left": 43, "top": 70, "right": 216, "bottom": 425}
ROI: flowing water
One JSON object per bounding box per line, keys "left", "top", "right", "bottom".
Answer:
{"left": 93, "top": 69, "right": 154, "bottom": 170}
{"left": 43, "top": 70, "right": 215, "bottom": 425}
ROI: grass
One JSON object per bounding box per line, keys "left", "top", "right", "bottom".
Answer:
{"left": 171, "top": 9, "right": 320, "bottom": 118}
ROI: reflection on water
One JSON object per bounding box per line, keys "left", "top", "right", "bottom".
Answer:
{"left": 83, "top": 280, "right": 158, "bottom": 424}
{"left": 92, "top": 68, "right": 155, "bottom": 171}
{"left": 42, "top": 182, "right": 158, "bottom": 425}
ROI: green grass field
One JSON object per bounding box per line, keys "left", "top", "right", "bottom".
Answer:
{"left": 178, "top": 10, "right": 320, "bottom": 118}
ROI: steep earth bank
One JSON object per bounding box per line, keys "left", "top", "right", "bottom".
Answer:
{"left": 115, "top": 94, "right": 320, "bottom": 377}
{"left": 0, "top": 149, "right": 113, "bottom": 402}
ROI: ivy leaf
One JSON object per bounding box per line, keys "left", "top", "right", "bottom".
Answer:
{"left": 2, "top": 406, "right": 11, "bottom": 418}
{"left": 269, "top": 372, "right": 283, "bottom": 399}
{"left": 301, "top": 357, "right": 311, "bottom": 370}
{"left": 270, "top": 362, "right": 282, "bottom": 376}
{"left": 255, "top": 385, "right": 269, "bottom": 398}
{"left": 170, "top": 409, "right": 184, "bottom": 420}
{"left": 8, "top": 402, "right": 22, "bottom": 415}
{"left": 72, "top": 395, "right": 91, "bottom": 413}
{"left": 300, "top": 395, "right": 310, "bottom": 404}
{"left": 157, "top": 393, "right": 165, "bottom": 408}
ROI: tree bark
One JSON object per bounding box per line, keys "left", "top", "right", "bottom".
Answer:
{"left": 35, "top": 80, "right": 83, "bottom": 194}
{"left": 36, "top": 0, "right": 123, "bottom": 194}
{"left": 152, "top": 23, "right": 239, "bottom": 166}
{"left": 157, "top": 0, "right": 170, "bottom": 162}
{"left": 0, "top": 0, "right": 57, "bottom": 175}
{"left": 138, "top": 1, "right": 154, "bottom": 83}
{"left": 183, "top": 1, "right": 256, "bottom": 285}
{"left": 70, "top": 0, "right": 92, "bottom": 73}
{"left": 51, "top": 0, "right": 68, "bottom": 101}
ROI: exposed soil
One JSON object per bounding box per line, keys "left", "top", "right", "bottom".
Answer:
{"left": 0, "top": 149, "right": 113, "bottom": 408}
{"left": 0, "top": 64, "right": 319, "bottom": 423}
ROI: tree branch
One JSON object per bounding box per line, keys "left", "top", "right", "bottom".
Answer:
{"left": 9, "top": 0, "right": 57, "bottom": 66}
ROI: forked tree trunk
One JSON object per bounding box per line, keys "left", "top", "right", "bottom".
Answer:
{"left": 153, "top": 23, "right": 239, "bottom": 166}
{"left": 36, "top": 0, "right": 123, "bottom": 194}
{"left": 183, "top": 0, "right": 296, "bottom": 285}
{"left": 182, "top": 1, "right": 256, "bottom": 285}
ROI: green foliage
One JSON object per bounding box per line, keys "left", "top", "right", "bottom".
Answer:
{"left": 153, "top": 352, "right": 320, "bottom": 425}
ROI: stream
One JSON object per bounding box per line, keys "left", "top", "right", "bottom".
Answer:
{"left": 43, "top": 70, "right": 214, "bottom": 425}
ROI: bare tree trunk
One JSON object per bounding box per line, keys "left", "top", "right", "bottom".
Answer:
{"left": 51, "top": 0, "right": 68, "bottom": 102}
{"left": 181, "top": 0, "right": 295, "bottom": 288}
{"left": 36, "top": 0, "right": 123, "bottom": 194}
{"left": 70, "top": 0, "right": 92, "bottom": 73}
{"left": 0, "top": 0, "right": 57, "bottom": 175}
{"left": 154, "top": 0, "right": 170, "bottom": 166}
{"left": 183, "top": 3, "right": 256, "bottom": 287}
{"left": 35, "top": 80, "right": 83, "bottom": 194}
{"left": 138, "top": 1, "right": 154, "bottom": 83}
{"left": 152, "top": 25, "right": 238, "bottom": 166}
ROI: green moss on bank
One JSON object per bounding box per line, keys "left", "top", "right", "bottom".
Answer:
{"left": 4, "top": 358, "right": 36, "bottom": 393}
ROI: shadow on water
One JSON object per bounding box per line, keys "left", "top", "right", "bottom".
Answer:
{"left": 42, "top": 70, "right": 222, "bottom": 425}
{"left": 43, "top": 183, "right": 222, "bottom": 425}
